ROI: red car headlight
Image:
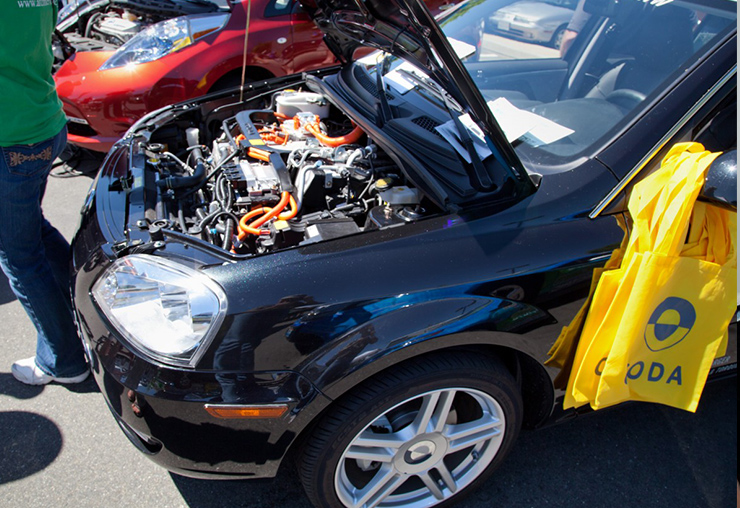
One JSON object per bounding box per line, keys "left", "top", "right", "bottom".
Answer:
{"left": 99, "top": 12, "right": 230, "bottom": 70}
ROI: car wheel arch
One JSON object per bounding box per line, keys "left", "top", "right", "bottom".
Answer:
{"left": 325, "top": 338, "right": 552, "bottom": 419}
{"left": 289, "top": 333, "right": 554, "bottom": 444}
{"left": 288, "top": 296, "right": 556, "bottom": 413}
{"left": 208, "top": 66, "right": 277, "bottom": 93}
{"left": 281, "top": 340, "right": 554, "bottom": 485}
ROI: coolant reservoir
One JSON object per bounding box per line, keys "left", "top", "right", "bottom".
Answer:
{"left": 276, "top": 92, "right": 329, "bottom": 118}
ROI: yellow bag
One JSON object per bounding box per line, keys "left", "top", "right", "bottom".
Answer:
{"left": 563, "top": 253, "right": 643, "bottom": 408}
{"left": 561, "top": 142, "right": 736, "bottom": 412}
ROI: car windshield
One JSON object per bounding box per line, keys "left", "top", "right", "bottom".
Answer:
{"left": 367, "top": 0, "right": 736, "bottom": 168}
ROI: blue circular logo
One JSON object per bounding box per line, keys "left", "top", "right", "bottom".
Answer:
{"left": 644, "top": 297, "right": 696, "bottom": 352}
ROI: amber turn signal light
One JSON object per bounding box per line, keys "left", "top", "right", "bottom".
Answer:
{"left": 204, "top": 404, "right": 289, "bottom": 419}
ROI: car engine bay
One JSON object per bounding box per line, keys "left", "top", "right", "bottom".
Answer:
{"left": 135, "top": 89, "right": 435, "bottom": 255}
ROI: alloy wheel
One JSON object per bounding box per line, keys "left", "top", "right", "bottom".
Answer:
{"left": 333, "top": 388, "right": 506, "bottom": 508}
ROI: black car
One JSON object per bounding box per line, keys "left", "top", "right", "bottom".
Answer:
{"left": 70, "top": 0, "right": 737, "bottom": 506}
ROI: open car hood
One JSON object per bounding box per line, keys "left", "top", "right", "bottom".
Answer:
{"left": 299, "top": 0, "right": 533, "bottom": 191}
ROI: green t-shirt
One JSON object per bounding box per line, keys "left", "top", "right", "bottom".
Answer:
{"left": 0, "top": 0, "right": 67, "bottom": 146}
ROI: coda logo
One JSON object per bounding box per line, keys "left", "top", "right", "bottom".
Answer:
{"left": 644, "top": 297, "right": 696, "bottom": 352}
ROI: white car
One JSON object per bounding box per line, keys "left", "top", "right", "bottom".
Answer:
{"left": 488, "top": 0, "right": 577, "bottom": 48}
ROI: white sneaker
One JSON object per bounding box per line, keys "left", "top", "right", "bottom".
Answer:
{"left": 11, "top": 357, "right": 89, "bottom": 386}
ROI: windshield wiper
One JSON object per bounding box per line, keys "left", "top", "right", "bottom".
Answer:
{"left": 445, "top": 104, "right": 494, "bottom": 191}
{"left": 397, "top": 68, "right": 463, "bottom": 113}
{"left": 400, "top": 68, "right": 494, "bottom": 190}
{"left": 375, "top": 56, "right": 393, "bottom": 127}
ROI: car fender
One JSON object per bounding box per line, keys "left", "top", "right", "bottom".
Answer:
{"left": 292, "top": 294, "right": 556, "bottom": 402}
{"left": 195, "top": 56, "right": 280, "bottom": 94}
{"left": 144, "top": 39, "right": 287, "bottom": 110}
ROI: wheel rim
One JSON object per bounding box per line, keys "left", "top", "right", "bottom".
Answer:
{"left": 334, "top": 388, "right": 506, "bottom": 508}
{"left": 553, "top": 29, "right": 564, "bottom": 49}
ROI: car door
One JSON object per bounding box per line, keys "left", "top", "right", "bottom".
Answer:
{"left": 249, "top": 0, "right": 297, "bottom": 73}
{"left": 586, "top": 76, "right": 737, "bottom": 374}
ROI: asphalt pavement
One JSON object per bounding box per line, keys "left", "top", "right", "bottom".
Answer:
{"left": 0, "top": 150, "right": 736, "bottom": 508}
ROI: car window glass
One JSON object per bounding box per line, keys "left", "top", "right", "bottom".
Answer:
{"left": 595, "top": 82, "right": 735, "bottom": 216}
{"left": 483, "top": 0, "right": 579, "bottom": 61}
{"left": 693, "top": 87, "right": 737, "bottom": 153}
{"left": 436, "top": 0, "right": 736, "bottom": 165}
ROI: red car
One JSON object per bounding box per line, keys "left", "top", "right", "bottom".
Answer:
{"left": 55, "top": 0, "right": 337, "bottom": 152}
{"left": 55, "top": 0, "right": 455, "bottom": 152}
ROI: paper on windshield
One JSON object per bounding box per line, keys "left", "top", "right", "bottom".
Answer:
{"left": 357, "top": 37, "right": 475, "bottom": 66}
{"left": 384, "top": 68, "right": 416, "bottom": 94}
{"left": 486, "top": 98, "right": 537, "bottom": 142}
{"left": 435, "top": 114, "right": 492, "bottom": 164}
{"left": 384, "top": 62, "right": 428, "bottom": 94}
{"left": 355, "top": 52, "right": 419, "bottom": 94}
{"left": 370, "top": 38, "right": 476, "bottom": 95}
{"left": 487, "top": 97, "right": 574, "bottom": 146}
{"left": 357, "top": 51, "right": 387, "bottom": 66}
{"left": 447, "top": 37, "right": 476, "bottom": 60}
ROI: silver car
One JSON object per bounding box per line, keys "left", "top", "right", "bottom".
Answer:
{"left": 488, "top": 0, "right": 577, "bottom": 48}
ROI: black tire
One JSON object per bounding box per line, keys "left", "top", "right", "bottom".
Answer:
{"left": 550, "top": 26, "right": 566, "bottom": 49}
{"left": 298, "top": 352, "right": 523, "bottom": 508}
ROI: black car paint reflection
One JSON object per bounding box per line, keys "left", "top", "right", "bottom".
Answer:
{"left": 72, "top": 137, "right": 628, "bottom": 477}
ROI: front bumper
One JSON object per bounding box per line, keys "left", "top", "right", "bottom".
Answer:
{"left": 489, "top": 16, "right": 552, "bottom": 44}
{"left": 78, "top": 327, "right": 323, "bottom": 479}
{"left": 66, "top": 124, "right": 121, "bottom": 153}
{"left": 55, "top": 51, "right": 193, "bottom": 153}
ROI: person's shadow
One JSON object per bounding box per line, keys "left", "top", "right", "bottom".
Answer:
{"left": 0, "top": 411, "right": 63, "bottom": 485}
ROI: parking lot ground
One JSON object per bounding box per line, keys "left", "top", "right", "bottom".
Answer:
{"left": 0, "top": 151, "right": 736, "bottom": 508}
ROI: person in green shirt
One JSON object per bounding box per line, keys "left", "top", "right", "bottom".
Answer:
{"left": 0, "top": 0, "right": 89, "bottom": 385}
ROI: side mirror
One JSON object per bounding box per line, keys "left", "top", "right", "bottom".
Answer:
{"left": 699, "top": 150, "right": 737, "bottom": 212}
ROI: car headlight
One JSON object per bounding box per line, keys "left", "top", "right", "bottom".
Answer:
{"left": 513, "top": 15, "right": 534, "bottom": 24}
{"left": 99, "top": 13, "right": 230, "bottom": 70}
{"left": 92, "top": 254, "right": 227, "bottom": 368}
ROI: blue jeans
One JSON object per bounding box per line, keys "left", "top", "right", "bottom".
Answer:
{"left": 0, "top": 126, "right": 87, "bottom": 378}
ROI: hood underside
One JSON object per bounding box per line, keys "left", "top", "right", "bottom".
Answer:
{"left": 299, "top": 0, "right": 533, "bottom": 190}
